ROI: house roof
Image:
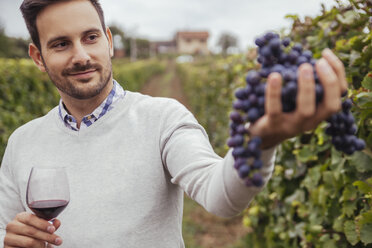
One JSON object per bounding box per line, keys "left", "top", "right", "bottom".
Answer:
{"left": 176, "top": 31, "right": 210, "bottom": 39}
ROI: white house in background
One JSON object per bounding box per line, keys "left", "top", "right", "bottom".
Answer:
{"left": 151, "top": 31, "right": 210, "bottom": 55}
{"left": 175, "top": 31, "right": 210, "bottom": 55}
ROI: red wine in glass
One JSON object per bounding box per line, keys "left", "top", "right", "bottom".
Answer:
{"left": 28, "top": 199, "right": 69, "bottom": 221}
{"left": 26, "top": 167, "right": 70, "bottom": 221}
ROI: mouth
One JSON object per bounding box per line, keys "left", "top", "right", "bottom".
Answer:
{"left": 68, "top": 69, "right": 97, "bottom": 79}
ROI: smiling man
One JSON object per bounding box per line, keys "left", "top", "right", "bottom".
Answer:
{"left": 0, "top": 0, "right": 348, "bottom": 247}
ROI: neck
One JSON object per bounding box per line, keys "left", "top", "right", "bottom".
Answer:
{"left": 60, "top": 80, "right": 113, "bottom": 128}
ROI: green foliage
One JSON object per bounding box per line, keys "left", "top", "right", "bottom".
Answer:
{"left": 112, "top": 58, "right": 166, "bottom": 92}
{"left": 0, "top": 26, "right": 30, "bottom": 58}
{"left": 178, "top": 0, "right": 372, "bottom": 247}
{"left": 0, "top": 58, "right": 165, "bottom": 161}
{"left": 176, "top": 55, "right": 257, "bottom": 156}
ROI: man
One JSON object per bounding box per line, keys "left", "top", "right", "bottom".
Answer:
{"left": 0, "top": 0, "right": 347, "bottom": 247}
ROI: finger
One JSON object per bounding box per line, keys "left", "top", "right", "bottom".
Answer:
{"left": 4, "top": 232, "right": 45, "bottom": 248}
{"left": 265, "top": 72, "right": 283, "bottom": 118}
{"left": 296, "top": 63, "right": 316, "bottom": 119}
{"left": 52, "top": 219, "right": 61, "bottom": 231}
{"left": 7, "top": 221, "right": 62, "bottom": 246}
{"left": 315, "top": 58, "right": 341, "bottom": 116}
{"left": 16, "top": 212, "right": 55, "bottom": 233}
{"left": 321, "top": 48, "right": 348, "bottom": 94}
{"left": 11, "top": 215, "right": 63, "bottom": 246}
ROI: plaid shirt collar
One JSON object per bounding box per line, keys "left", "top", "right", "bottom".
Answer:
{"left": 58, "top": 80, "right": 125, "bottom": 131}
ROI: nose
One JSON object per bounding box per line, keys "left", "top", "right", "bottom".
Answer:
{"left": 71, "top": 43, "right": 90, "bottom": 65}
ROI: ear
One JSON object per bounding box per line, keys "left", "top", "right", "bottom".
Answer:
{"left": 29, "top": 43, "right": 46, "bottom": 72}
{"left": 105, "top": 27, "right": 114, "bottom": 58}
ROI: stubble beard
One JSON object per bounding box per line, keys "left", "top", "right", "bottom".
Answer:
{"left": 42, "top": 56, "right": 113, "bottom": 100}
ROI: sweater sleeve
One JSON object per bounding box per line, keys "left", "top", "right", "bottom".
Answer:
{"left": 0, "top": 136, "right": 25, "bottom": 247}
{"left": 160, "top": 99, "right": 276, "bottom": 218}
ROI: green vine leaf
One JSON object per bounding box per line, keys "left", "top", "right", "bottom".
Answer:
{"left": 349, "top": 151, "right": 372, "bottom": 173}
{"left": 358, "top": 211, "right": 372, "bottom": 245}
{"left": 353, "top": 180, "right": 372, "bottom": 194}
{"left": 344, "top": 220, "right": 360, "bottom": 245}
{"left": 361, "top": 73, "right": 372, "bottom": 90}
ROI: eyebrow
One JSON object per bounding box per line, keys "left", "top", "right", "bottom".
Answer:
{"left": 46, "top": 28, "right": 103, "bottom": 47}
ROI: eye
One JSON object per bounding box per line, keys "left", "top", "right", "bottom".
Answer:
{"left": 86, "top": 34, "right": 98, "bottom": 43}
{"left": 53, "top": 41, "right": 68, "bottom": 49}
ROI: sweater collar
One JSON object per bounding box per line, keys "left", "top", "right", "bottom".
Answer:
{"left": 58, "top": 80, "right": 125, "bottom": 131}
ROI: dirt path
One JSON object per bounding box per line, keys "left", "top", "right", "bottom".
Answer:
{"left": 141, "top": 59, "right": 190, "bottom": 110}
{"left": 140, "top": 60, "right": 249, "bottom": 248}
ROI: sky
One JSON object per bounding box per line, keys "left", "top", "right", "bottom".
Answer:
{"left": 0, "top": 0, "right": 339, "bottom": 52}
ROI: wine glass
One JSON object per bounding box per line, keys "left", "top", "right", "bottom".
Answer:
{"left": 26, "top": 167, "right": 70, "bottom": 221}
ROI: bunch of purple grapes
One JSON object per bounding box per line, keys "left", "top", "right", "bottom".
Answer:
{"left": 228, "top": 32, "right": 366, "bottom": 187}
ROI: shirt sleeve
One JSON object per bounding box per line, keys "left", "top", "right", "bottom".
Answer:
{"left": 160, "top": 99, "right": 276, "bottom": 218}
{"left": 0, "top": 136, "right": 25, "bottom": 247}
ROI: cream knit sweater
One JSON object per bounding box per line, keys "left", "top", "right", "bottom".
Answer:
{"left": 0, "top": 91, "right": 275, "bottom": 247}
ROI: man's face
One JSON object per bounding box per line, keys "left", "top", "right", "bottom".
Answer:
{"left": 35, "top": 0, "right": 113, "bottom": 100}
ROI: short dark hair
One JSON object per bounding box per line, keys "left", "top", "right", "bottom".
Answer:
{"left": 20, "top": 0, "right": 106, "bottom": 52}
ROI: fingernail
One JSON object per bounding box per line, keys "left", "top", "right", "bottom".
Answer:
{"left": 318, "top": 59, "right": 331, "bottom": 73}
{"left": 55, "top": 238, "right": 62, "bottom": 245}
{"left": 47, "top": 225, "right": 55, "bottom": 233}
{"left": 322, "top": 48, "right": 332, "bottom": 56}
{"left": 302, "top": 66, "right": 313, "bottom": 80}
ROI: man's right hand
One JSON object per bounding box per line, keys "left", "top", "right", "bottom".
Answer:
{"left": 4, "top": 212, "right": 63, "bottom": 248}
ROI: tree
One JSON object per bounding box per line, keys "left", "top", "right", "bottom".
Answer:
{"left": 0, "top": 23, "right": 29, "bottom": 58}
{"left": 217, "top": 32, "right": 238, "bottom": 55}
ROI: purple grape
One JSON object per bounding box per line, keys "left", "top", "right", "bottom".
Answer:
{"left": 254, "top": 84, "right": 266, "bottom": 96}
{"left": 236, "top": 124, "right": 247, "bottom": 134}
{"left": 286, "top": 81, "right": 297, "bottom": 98}
{"left": 245, "top": 85, "right": 253, "bottom": 95}
{"left": 342, "top": 99, "right": 352, "bottom": 111}
{"left": 233, "top": 100, "right": 244, "bottom": 110}
{"left": 269, "top": 38, "right": 281, "bottom": 51}
{"left": 255, "top": 37, "right": 266, "bottom": 47}
{"left": 232, "top": 147, "right": 247, "bottom": 158}
{"left": 288, "top": 50, "right": 300, "bottom": 63}
{"left": 227, "top": 135, "right": 244, "bottom": 147}
{"left": 315, "top": 84, "right": 324, "bottom": 103}
{"left": 247, "top": 108, "right": 260, "bottom": 122}
{"left": 235, "top": 88, "right": 248, "bottom": 100}
{"left": 297, "top": 56, "right": 308, "bottom": 65}
{"left": 258, "top": 96, "right": 265, "bottom": 108}
{"left": 310, "top": 59, "right": 317, "bottom": 66}
{"left": 239, "top": 165, "right": 251, "bottom": 178}
{"left": 282, "top": 37, "right": 291, "bottom": 47}
{"left": 302, "top": 50, "right": 313, "bottom": 60}
{"left": 270, "top": 64, "right": 285, "bottom": 74}
{"left": 248, "top": 94, "right": 258, "bottom": 106}
{"left": 230, "top": 111, "right": 244, "bottom": 123}
{"left": 282, "top": 69, "right": 296, "bottom": 82}
{"left": 347, "top": 125, "right": 357, "bottom": 135}
{"left": 246, "top": 71, "right": 261, "bottom": 85}
{"left": 234, "top": 158, "right": 247, "bottom": 169}
{"left": 292, "top": 43, "right": 303, "bottom": 53}
{"left": 250, "top": 137, "right": 262, "bottom": 146}
{"left": 264, "top": 32, "right": 276, "bottom": 41}
{"left": 259, "top": 68, "right": 270, "bottom": 78}
{"left": 355, "top": 139, "right": 366, "bottom": 150}
{"left": 259, "top": 46, "right": 272, "bottom": 58}
{"left": 279, "top": 53, "right": 289, "bottom": 64}
{"left": 252, "top": 159, "right": 263, "bottom": 170}
{"left": 252, "top": 173, "right": 264, "bottom": 187}
{"left": 242, "top": 100, "right": 251, "bottom": 111}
